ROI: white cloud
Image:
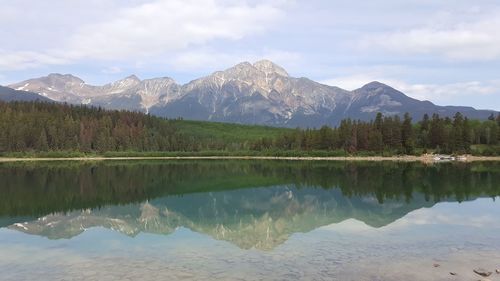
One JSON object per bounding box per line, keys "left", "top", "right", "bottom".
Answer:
{"left": 362, "top": 11, "right": 500, "bottom": 60}
{"left": 0, "top": 0, "right": 287, "bottom": 70}
{"left": 388, "top": 199, "right": 500, "bottom": 229}
{"left": 0, "top": 50, "right": 69, "bottom": 71}
{"left": 67, "top": 0, "right": 285, "bottom": 60}
{"left": 170, "top": 49, "right": 301, "bottom": 72}
{"left": 390, "top": 80, "right": 500, "bottom": 103}
{"left": 101, "top": 66, "right": 123, "bottom": 74}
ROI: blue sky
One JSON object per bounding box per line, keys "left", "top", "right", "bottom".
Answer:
{"left": 1, "top": 0, "right": 499, "bottom": 110}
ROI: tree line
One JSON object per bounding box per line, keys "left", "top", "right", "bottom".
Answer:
{"left": 253, "top": 112, "right": 500, "bottom": 155}
{"left": 0, "top": 101, "right": 198, "bottom": 153}
{"left": 0, "top": 101, "right": 499, "bottom": 155}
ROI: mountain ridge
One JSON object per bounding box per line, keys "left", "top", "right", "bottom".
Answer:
{"left": 5, "top": 60, "right": 497, "bottom": 127}
{"left": 0, "top": 85, "right": 52, "bottom": 102}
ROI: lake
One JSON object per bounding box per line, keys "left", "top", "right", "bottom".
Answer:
{"left": 1, "top": 160, "right": 499, "bottom": 281}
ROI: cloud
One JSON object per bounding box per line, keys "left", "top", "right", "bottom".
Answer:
{"left": 0, "top": 0, "right": 287, "bottom": 70}
{"left": 0, "top": 50, "right": 69, "bottom": 71}
{"left": 169, "top": 49, "right": 301, "bottom": 72}
{"left": 389, "top": 199, "right": 500, "bottom": 229}
{"left": 390, "top": 80, "right": 500, "bottom": 103}
{"left": 101, "top": 66, "right": 123, "bottom": 74}
{"left": 362, "top": 11, "right": 500, "bottom": 60}
{"left": 66, "top": 0, "right": 286, "bottom": 60}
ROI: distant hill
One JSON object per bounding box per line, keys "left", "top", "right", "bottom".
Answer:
{"left": 0, "top": 86, "right": 52, "bottom": 102}
{"left": 8, "top": 61, "right": 498, "bottom": 127}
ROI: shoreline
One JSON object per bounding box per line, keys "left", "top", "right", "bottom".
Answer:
{"left": 1, "top": 155, "right": 500, "bottom": 162}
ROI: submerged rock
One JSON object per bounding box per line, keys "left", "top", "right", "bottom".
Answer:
{"left": 473, "top": 268, "right": 492, "bottom": 277}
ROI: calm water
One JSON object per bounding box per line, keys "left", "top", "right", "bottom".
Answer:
{"left": 1, "top": 160, "right": 500, "bottom": 281}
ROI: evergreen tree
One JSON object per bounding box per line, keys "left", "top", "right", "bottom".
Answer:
{"left": 430, "top": 114, "right": 444, "bottom": 150}
{"left": 374, "top": 112, "right": 383, "bottom": 131}
{"left": 452, "top": 112, "right": 465, "bottom": 153}
{"left": 36, "top": 129, "right": 49, "bottom": 151}
{"left": 462, "top": 117, "right": 472, "bottom": 153}
{"left": 402, "top": 113, "right": 415, "bottom": 154}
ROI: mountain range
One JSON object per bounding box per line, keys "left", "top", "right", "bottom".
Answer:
{"left": 3, "top": 60, "right": 497, "bottom": 127}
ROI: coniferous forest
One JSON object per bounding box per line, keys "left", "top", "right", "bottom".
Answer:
{"left": 0, "top": 101, "right": 499, "bottom": 156}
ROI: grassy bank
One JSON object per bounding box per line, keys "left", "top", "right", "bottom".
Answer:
{"left": 0, "top": 149, "right": 406, "bottom": 159}
{"left": 1, "top": 153, "right": 500, "bottom": 163}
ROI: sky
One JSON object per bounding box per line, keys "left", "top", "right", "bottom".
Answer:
{"left": 1, "top": 0, "right": 499, "bottom": 110}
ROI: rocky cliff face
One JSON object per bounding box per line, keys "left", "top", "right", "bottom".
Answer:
{"left": 8, "top": 60, "right": 496, "bottom": 126}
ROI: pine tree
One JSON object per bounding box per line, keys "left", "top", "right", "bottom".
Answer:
{"left": 429, "top": 114, "right": 444, "bottom": 149}
{"left": 462, "top": 117, "right": 472, "bottom": 153}
{"left": 36, "top": 129, "right": 49, "bottom": 151}
{"left": 401, "top": 113, "right": 415, "bottom": 154}
{"left": 452, "top": 112, "right": 465, "bottom": 153}
{"left": 418, "top": 113, "right": 430, "bottom": 149}
{"left": 374, "top": 112, "right": 383, "bottom": 131}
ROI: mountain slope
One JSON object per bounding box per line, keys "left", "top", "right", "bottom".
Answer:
{"left": 0, "top": 86, "right": 52, "bottom": 102}
{"left": 150, "top": 61, "right": 352, "bottom": 126}
{"left": 345, "top": 82, "right": 494, "bottom": 121}
{"left": 9, "top": 60, "right": 497, "bottom": 127}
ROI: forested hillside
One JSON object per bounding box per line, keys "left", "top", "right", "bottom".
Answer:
{"left": 0, "top": 101, "right": 289, "bottom": 153}
{"left": 0, "top": 101, "right": 499, "bottom": 156}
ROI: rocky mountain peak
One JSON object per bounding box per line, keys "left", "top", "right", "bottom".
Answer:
{"left": 220, "top": 60, "right": 289, "bottom": 80}
{"left": 358, "top": 81, "right": 410, "bottom": 101}
{"left": 225, "top": 61, "right": 257, "bottom": 73}
{"left": 107, "top": 75, "right": 142, "bottom": 91}
{"left": 124, "top": 74, "right": 141, "bottom": 82}
{"left": 144, "top": 76, "right": 176, "bottom": 83}
{"left": 253, "top": 59, "right": 289, "bottom": 77}
{"left": 46, "top": 73, "right": 85, "bottom": 84}
{"left": 361, "top": 81, "right": 391, "bottom": 90}
{"left": 114, "top": 74, "right": 141, "bottom": 84}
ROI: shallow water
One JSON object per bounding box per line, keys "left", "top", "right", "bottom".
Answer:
{"left": 1, "top": 160, "right": 499, "bottom": 280}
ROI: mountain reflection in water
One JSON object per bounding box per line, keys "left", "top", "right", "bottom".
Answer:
{"left": 1, "top": 160, "right": 499, "bottom": 250}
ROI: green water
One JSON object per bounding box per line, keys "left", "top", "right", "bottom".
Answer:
{"left": 1, "top": 160, "right": 500, "bottom": 280}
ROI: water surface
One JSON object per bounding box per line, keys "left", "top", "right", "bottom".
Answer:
{"left": 1, "top": 160, "right": 499, "bottom": 280}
